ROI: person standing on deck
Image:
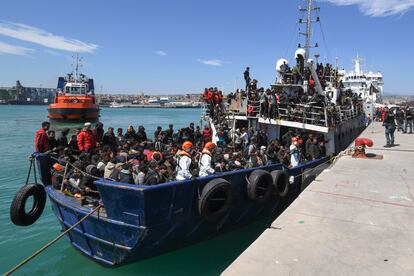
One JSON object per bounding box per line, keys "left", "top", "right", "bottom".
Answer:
{"left": 382, "top": 107, "right": 396, "bottom": 147}
{"left": 176, "top": 141, "right": 194, "bottom": 181}
{"left": 289, "top": 137, "right": 301, "bottom": 168}
{"left": 35, "top": 121, "right": 50, "bottom": 153}
{"left": 244, "top": 67, "right": 250, "bottom": 91}
{"left": 199, "top": 142, "right": 216, "bottom": 177}
{"left": 77, "top": 122, "right": 97, "bottom": 152}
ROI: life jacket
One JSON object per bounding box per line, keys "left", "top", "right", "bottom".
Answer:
{"left": 207, "top": 91, "right": 213, "bottom": 101}
{"left": 35, "top": 128, "right": 49, "bottom": 153}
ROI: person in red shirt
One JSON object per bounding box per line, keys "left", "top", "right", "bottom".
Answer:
{"left": 35, "top": 121, "right": 50, "bottom": 152}
{"left": 309, "top": 77, "right": 315, "bottom": 96}
{"left": 77, "top": 122, "right": 97, "bottom": 152}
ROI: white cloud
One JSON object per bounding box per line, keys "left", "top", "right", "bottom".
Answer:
{"left": 0, "top": 41, "right": 34, "bottom": 56}
{"left": 154, "top": 50, "right": 167, "bottom": 56}
{"left": 197, "top": 58, "right": 223, "bottom": 66}
{"left": 44, "top": 49, "right": 60, "bottom": 56}
{"left": 0, "top": 21, "right": 98, "bottom": 53}
{"left": 319, "top": 0, "right": 414, "bottom": 17}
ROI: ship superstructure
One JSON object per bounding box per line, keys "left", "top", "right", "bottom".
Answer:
{"left": 48, "top": 56, "right": 100, "bottom": 122}
{"left": 340, "top": 55, "right": 384, "bottom": 118}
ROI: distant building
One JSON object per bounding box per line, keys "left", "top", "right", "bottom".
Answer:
{"left": 0, "top": 81, "right": 55, "bottom": 104}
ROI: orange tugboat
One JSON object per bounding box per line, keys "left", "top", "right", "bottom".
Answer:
{"left": 48, "top": 57, "right": 100, "bottom": 122}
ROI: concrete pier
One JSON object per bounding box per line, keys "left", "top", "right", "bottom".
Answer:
{"left": 223, "top": 122, "right": 414, "bottom": 276}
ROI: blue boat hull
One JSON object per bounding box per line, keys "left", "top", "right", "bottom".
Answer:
{"left": 38, "top": 155, "right": 328, "bottom": 266}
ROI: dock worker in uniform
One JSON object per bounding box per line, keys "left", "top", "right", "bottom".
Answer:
{"left": 382, "top": 107, "right": 396, "bottom": 147}
{"left": 176, "top": 141, "right": 194, "bottom": 181}
{"left": 35, "top": 121, "right": 50, "bottom": 153}
{"left": 244, "top": 67, "right": 250, "bottom": 91}
{"left": 77, "top": 122, "right": 97, "bottom": 152}
{"left": 199, "top": 142, "right": 216, "bottom": 177}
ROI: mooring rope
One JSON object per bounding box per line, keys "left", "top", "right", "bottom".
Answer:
{"left": 4, "top": 204, "right": 102, "bottom": 276}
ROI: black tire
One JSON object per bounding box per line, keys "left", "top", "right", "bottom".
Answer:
{"left": 10, "top": 184, "right": 46, "bottom": 226}
{"left": 247, "top": 169, "right": 274, "bottom": 203}
{"left": 271, "top": 170, "right": 289, "bottom": 197}
{"left": 198, "top": 178, "right": 233, "bottom": 223}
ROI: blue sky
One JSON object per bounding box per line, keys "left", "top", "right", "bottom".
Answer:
{"left": 0, "top": 0, "right": 413, "bottom": 95}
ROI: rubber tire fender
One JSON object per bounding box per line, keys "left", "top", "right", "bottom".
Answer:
{"left": 10, "top": 184, "right": 46, "bottom": 226}
{"left": 247, "top": 169, "right": 274, "bottom": 203}
{"left": 271, "top": 170, "right": 289, "bottom": 197}
{"left": 198, "top": 178, "right": 233, "bottom": 223}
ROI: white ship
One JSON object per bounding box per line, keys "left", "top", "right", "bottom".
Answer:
{"left": 340, "top": 55, "right": 384, "bottom": 118}
{"left": 203, "top": 0, "right": 367, "bottom": 157}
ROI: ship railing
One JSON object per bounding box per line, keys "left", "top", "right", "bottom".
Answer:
{"left": 278, "top": 103, "right": 327, "bottom": 127}
{"left": 338, "top": 107, "right": 360, "bottom": 122}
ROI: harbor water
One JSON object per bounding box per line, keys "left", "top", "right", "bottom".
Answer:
{"left": 0, "top": 105, "right": 274, "bottom": 275}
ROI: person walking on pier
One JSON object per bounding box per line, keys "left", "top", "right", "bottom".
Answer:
{"left": 383, "top": 107, "right": 396, "bottom": 147}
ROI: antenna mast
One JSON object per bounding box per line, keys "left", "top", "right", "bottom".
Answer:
{"left": 299, "top": 0, "right": 320, "bottom": 61}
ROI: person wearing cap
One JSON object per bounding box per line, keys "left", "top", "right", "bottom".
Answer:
{"left": 176, "top": 141, "right": 194, "bottom": 181}
{"left": 77, "top": 122, "right": 97, "bottom": 152}
{"left": 289, "top": 136, "right": 301, "bottom": 168}
{"left": 199, "top": 142, "right": 216, "bottom": 177}
{"left": 35, "top": 121, "right": 50, "bottom": 153}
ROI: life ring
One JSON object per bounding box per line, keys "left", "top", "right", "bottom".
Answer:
{"left": 271, "top": 170, "right": 289, "bottom": 197}
{"left": 247, "top": 169, "right": 274, "bottom": 203}
{"left": 198, "top": 178, "right": 233, "bottom": 222}
{"left": 247, "top": 105, "right": 253, "bottom": 114}
{"left": 10, "top": 184, "right": 46, "bottom": 226}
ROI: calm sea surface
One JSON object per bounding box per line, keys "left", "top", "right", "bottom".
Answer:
{"left": 0, "top": 105, "right": 274, "bottom": 275}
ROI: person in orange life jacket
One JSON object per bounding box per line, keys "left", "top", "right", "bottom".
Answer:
{"left": 35, "top": 121, "right": 50, "bottom": 153}
{"left": 199, "top": 142, "right": 216, "bottom": 177}
{"left": 176, "top": 141, "right": 194, "bottom": 181}
{"left": 202, "top": 125, "right": 212, "bottom": 144}
{"left": 77, "top": 122, "right": 97, "bottom": 152}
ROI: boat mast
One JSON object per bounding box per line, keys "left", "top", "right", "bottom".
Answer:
{"left": 305, "top": 0, "right": 313, "bottom": 61}
{"left": 299, "top": 0, "right": 320, "bottom": 62}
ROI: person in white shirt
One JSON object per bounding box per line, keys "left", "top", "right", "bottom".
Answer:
{"left": 199, "top": 142, "right": 216, "bottom": 177}
{"left": 176, "top": 141, "right": 194, "bottom": 181}
{"left": 289, "top": 137, "right": 302, "bottom": 168}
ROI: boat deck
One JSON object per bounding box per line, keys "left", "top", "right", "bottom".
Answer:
{"left": 223, "top": 122, "right": 414, "bottom": 276}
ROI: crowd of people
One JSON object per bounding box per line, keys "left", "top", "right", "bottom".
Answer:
{"left": 226, "top": 67, "right": 364, "bottom": 127}
{"left": 377, "top": 105, "right": 413, "bottom": 148}
{"left": 34, "top": 114, "right": 326, "bottom": 198}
